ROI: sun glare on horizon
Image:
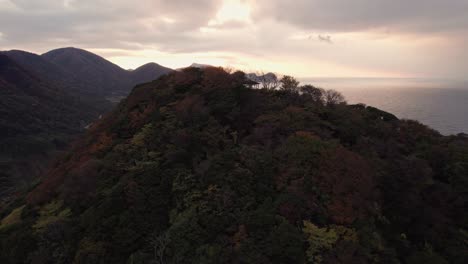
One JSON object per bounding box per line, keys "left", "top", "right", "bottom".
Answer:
{"left": 210, "top": 0, "right": 251, "bottom": 25}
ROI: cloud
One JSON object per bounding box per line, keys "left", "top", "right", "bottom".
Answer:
{"left": 0, "top": 0, "right": 467, "bottom": 79}
{"left": 252, "top": 0, "right": 468, "bottom": 34}
{"left": 317, "top": 35, "right": 332, "bottom": 44}
{"left": 0, "top": 0, "right": 222, "bottom": 50}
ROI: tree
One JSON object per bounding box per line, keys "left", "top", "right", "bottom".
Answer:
{"left": 256, "top": 71, "right": 279, "bottom": 90}
{"left": 151, "top": 232, "right": 170, "bottom": 264}
{"left": 300, "top": 85, "right": 324, "bottom": 103}
{"left": 303, "top": 221, "right": 338, "bottom": 263}
{"left": 280, "top": 75, "right": 300, "bottom": 93}
{"left": 324, "top": 89, "right": 345, "bottom": 105}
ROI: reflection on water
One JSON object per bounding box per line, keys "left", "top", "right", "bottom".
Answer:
{"left": 301, "top": 78, "right": 468, "bottom": 135}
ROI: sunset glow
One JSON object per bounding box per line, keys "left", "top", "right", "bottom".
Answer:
{"left": 213, "top": 0, "right": 251, "bottom": 24}
{"left": 1, "top": 0, "right": 467, "bottom": 79}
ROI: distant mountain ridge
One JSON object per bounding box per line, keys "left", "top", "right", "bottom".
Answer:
{"left": 131, "top": 62, "right": 173, "bottom": 85}
{"left": 2, "top": 47, "right": 173, "bottom": 98}
{"left": 2, "top": 49, "right": 91, "bottom": 95}
{"left": 42, "top": 47, "right": 130, "bottom": 96}
{"left": 176, "top": 63, "right": 215, "bottom": 71}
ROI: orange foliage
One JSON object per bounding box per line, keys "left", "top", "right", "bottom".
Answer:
{"left": 174, "top": 95, "right": 206, "bottom": 119}
{"left": 27, "top": 155, "right": 90, "bottom": 205}
{"left": 126, "top": 84, "right": 154, "bottom": 110}
{"left": 128, "top": 103, "right": 157, "bottom": 129}
{"left": 275, "top": 145, "right": 377, "bottom": 225}
{"left": 202, "top": 67, "right": 233, "bottom": 91}
{"left": 171, "top": 68, "right": 201, "bottom": 88}
{"left": 27, "top": 130, "right": 112, "bottom": 205}
{"left": 317, "top": 147, "right": 377, "bottom": 225}
{"left": 295, "top": 131, "right": 319, "bottom": 140}
{"left": 232, "top": 224, "right": 248, "bottom": 251}
{"left": 88, "top": 133, "right": 113, "bottom": 154}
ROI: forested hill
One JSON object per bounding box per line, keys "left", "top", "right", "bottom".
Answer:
{"left": 0, "top": 67, "right": 466, "bottom": 264}
{"left": 0, "top": 54, "right": 104, "bottom": 203}
{"left": 0, "top": 47, "right": 172, "bottom": 206}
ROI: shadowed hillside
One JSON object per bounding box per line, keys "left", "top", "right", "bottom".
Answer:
{"left": 0, "top": 68, "right": 466, "bottom": 264}
{"left": 131, "top": 62, "right": 172, "bottom": 86}
{"left": 3, "top": 48, "right": 173, "bottom": 99}
{"left": 0, "top": 48, "right": 172, "bottom": 204}
{"left": 42, "top": 48, "right": 131, "bottom": 96}
{"left": 0, "top": 54, "right": 104, "bottom": 203}
{"left": 42, "top": 47, "right": 172, "bottom": 97}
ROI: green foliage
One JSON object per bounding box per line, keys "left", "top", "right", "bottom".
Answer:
{"left": 1, "top": 68, "right": 467, "bottom": 264}
{"left": 33, "top": 200, "right": 71, "bottom": 231}
{"left": 303, "top": 221, "right": 339, "bottom": 263}
{"left": 406, "top": 244, "right": 449, "bottom": 264}
{"left": 131, "top": 123, "right": 155, "bottom": 147}
{"left": 0, "top": 205, "right": 25, "bottom": 229}
{"left": 280, "top": 75, "right": 300, "bottom": 93}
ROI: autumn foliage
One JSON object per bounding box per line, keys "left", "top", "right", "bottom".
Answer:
{"left": 1, "top": 67, "right": 466, "bottom": 264}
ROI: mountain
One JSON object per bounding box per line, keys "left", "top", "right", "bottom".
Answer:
{"left": 0, "top": 67, "right": 466, "bottom": 264}
{"left": 3, "top": 47, "right": 173, "bottom": 99}
{"left": 0, "top": 47, "right": 172, "bottom": 203}
{"left": 130, "top": 62, "right": 172, "bottom": 85}
{"left": 0, "top": 54, "right": 104, "bottom": 203}
{"left": 1, "top": 50, "right": 92, "bottom": 95}
{"left": 42, "top": 47, "right": 173, "bottom": 97}
{"left": 42, "top": 47, "right": 131, "bottom": 96}
{"left": 176, "top": 63, "right": 214, "bottom": 71}
{"left": 189, "top": 63, "right": 213, "bottom": 68}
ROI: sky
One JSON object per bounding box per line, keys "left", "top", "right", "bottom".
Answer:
{"left": 0, "top": 0, "right": 467, "bottom": 79}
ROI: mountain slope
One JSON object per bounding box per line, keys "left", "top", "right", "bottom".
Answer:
{"left": 0, "top": 48, "right": 172, "bottom": 205}
{"left": 0, "top": 54, "right": 103, "bottom": 202}
{"left": 1, "top": 50, "right": 89, "bottom": 94}
{"left": 0, "top": 68, "right": 466, "bottom": 264}
{"left": 2, "top": 50, "right": 65, "bottom": 81}
{"left": 0, "top": 47, "right": 171, "bottom": 203}
{"left": 42, "top": 47, "right": 131, "bottom": 96}
{"left": 130, "top": 62, "right": 172, "bottom": 85}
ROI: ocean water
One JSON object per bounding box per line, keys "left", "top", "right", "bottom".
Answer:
{"left": 300, "top": 78, "right": 468, "bottom": 135}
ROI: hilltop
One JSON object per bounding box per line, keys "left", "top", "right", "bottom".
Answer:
{"left": 0, "top": 68, "right": 466, "bottom": 264}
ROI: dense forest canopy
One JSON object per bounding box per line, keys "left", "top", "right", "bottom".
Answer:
{"left": 0, "top": 67, "right": 466, "bottom": 264}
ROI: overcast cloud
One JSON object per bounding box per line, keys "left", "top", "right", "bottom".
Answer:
{"left": 0, "top": 0, "right": 467, "bottom": 79}
{"left": 252, "top": 0, "right": 468, "bottom": 33}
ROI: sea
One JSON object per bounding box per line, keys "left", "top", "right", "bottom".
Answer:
{"left": 300, "top": 78, "right": 468, "bottom": 135}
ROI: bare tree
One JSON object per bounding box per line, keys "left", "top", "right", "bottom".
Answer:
{"left": 324, "top": 89, "right": 346, "bottom": 105}
{"left": 256, "top": 71, "right": 280, "bottom": 90}
{"left": 151, "top": 232, "right": 170, "bottom": 264}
